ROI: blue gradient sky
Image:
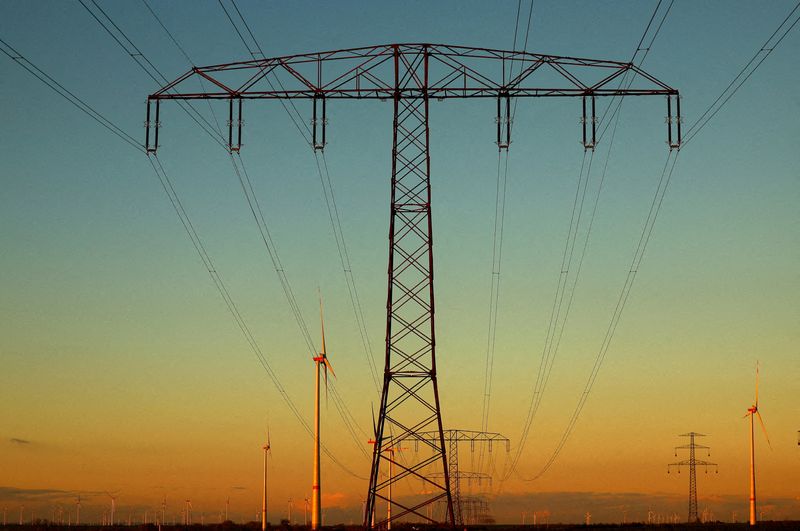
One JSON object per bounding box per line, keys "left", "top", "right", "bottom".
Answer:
{"left": 2, "top": 1, "right": 799, "bottom": 525}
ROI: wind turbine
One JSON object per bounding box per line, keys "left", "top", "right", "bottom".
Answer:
{"left": 367, "top": 436, "right": 404, "bottom": 530}
{"left": 262, "top": 429, "right": 271, "bottom": 531}
{"left": 76, "top": 496, "right": 81, "bottom": 526}
{"left": 105, "top": 492, "right": 118, "bottom": 526}
{"left": 745, "top": 362, "right": 771, "bottom": 526}
{"left": 312, "top": 294, "right": 335, "bottom": 531}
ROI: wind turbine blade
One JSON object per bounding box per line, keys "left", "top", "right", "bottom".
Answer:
{"left": 371, "top": 403, "right": 377, "bottom": 439}
{"left": 319, "top": 291, "right": 326, "bottom": 356}
{"left": 755, "top": 361, "right": 759, "bottom": 407}
{"left": 756, "top": 410, "right": 772, "bottom": 449}
{"left": 324, "top": 357, "right": 336, "bottom": 379}
{"left": 324, "top": 364, "right": 329, "bottom": 406}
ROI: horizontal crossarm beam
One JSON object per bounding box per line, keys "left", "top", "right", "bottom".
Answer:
{"left": 147, "top": 43, "right": 677, "bottom": 101}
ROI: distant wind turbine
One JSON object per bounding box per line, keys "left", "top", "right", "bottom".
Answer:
{"left": 745, "top": 362, "right": 771, "bottom": 527}
{"left": 76, "top": 496, "right": 81, "bottom": 526}
{"left": 312, "top": 293, "right": 335, "bottom": 531}
{"left": 262, "top": 428, "right": 271, "bottom": 531}
{"left": 105, "top": 492, "right": 118, "bottom": 526}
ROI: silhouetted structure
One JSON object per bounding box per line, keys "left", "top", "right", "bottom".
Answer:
{"left": 668, "top": 432, "right": 718, "bottom": 523}
{"left": 144, "top": 43, "right": 680, "bottom": 530}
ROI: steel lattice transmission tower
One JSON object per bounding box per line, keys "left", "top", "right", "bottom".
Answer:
{"left": 401, "top": 430, "right": 509, "bottom": 526}
{"left": 144, "top": 43, "right": 680, "bottom": 530}
{"left": 667, "top": 432, "right": 718, "bottom": 523}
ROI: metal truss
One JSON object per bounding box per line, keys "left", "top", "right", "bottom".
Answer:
{"left": 144, "top": 43, "right": 680, "bottom": 530}
{"left": 146, "top": 43, "right": 681, "bottom": 153}
{"left": 402, "top": 429, "right": 509, "bottom": 526}
{"left": 668, "top": 432, "right": 718, "bottom": 523}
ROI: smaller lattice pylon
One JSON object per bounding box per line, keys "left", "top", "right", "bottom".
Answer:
{"left": 402, "top": 429, "right": 509, "bottom": 526}
{"left": 667, "top": 432, "right": 718, "bottom": 523}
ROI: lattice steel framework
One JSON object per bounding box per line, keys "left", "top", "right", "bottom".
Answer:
{"left": 144, "top": 43, "right": 680, "bottom": 530}
{"left": 402, "top": 430, "right": 508, "bottom": 526}
{"left": 668, "top": 432, "right": 718, "bottom": 523}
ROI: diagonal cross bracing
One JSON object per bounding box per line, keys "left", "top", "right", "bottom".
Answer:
{"left": 143, "top": 43, "right": 680, "bottom": 531}
{"left": 365, "top": 45, "right": 454, "bottom": 530}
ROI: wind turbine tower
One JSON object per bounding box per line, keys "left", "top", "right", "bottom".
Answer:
{"left": 312, "top": 295, "right": 335, "bottom": 531}
{"left": 76, "top": 496, "right": 81, "bottom": 526}
{"left": 745, "top": 363, "right": 771, "bottom": 526}
{"left": 106, "top": 493, "right": 117, "bottom": 526}
{"left": 262, "top": 431, "right": 271, "bottom": 531}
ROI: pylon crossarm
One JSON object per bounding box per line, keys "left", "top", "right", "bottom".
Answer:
{"left": 149, "top": 44, "right": 675, "bottom": 101}
{"left": 693, "top": 460, "right": 718, "bottom": 466}
{"left": 145, "top": 43, "right": 680, "bottom": 153}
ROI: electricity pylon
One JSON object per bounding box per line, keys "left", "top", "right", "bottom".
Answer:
{"left": 145, "top": 43, "right": 680, "bottom": 530}
{"left": 401, "top": 429, "right": 509, "bottom": 525}
{"left": 667, "top": 432, "right": 717, "bottom": 523}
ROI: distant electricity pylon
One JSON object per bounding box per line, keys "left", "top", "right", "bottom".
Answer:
{"left": 401, "top": 429, "right": 509, "bottom": 526}
{"left": 145, "top": 43, "right": 680, "bottom": 529}
{"left": 667, "top": 432, "right": 718, "bottom": 523}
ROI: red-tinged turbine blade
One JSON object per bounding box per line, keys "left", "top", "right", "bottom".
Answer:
{"left": 756, "top": 410, "right": 772, "bottom": 449}
{"left": 324, "top": 364, "right": 329, "bottom": 405}
{"left": 324, "top": 356, "right": 336, "bottom": 379}
{"left": 318, "top": 291, "right": 326, "bottom": 356}
{"left": 755, "top": 361, "right": 760, "bottom": 407}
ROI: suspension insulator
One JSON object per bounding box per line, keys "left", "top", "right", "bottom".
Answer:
{"left": 496, "top": 91, "right": 511, "bottom": 150}
{"left": 313, "top": 93, "right": 327, "bottom": 151}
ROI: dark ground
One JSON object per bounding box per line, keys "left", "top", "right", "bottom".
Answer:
{"left": 3, "top": 522, "right": 800, "bottom": 531}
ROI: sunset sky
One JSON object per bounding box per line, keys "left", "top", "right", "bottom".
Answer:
{"left": 2, "top": 1, "right": 798, "bottom": 525}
